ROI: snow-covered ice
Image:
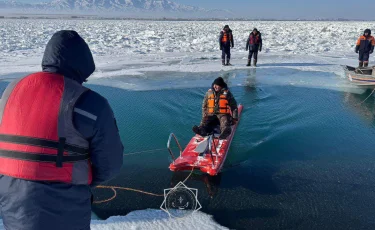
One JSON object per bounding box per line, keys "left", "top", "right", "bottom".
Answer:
{"left": 0, "top": 20, "right": 374, "bottom": 90}
{"left": 0, "top": 210, "right": 228, "bottom": 230}
{"left": 91, "top": 210, "right": 227, "bottom": 230}
{"left": 0, "top": 20, "right": 374, "bottom": 57}
{"left": 0, "top": 19, "right": 375, "bottom": 229}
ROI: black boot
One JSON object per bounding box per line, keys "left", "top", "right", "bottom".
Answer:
{"left": 253, "top": 59, "right": 257, "bottom": 67}
{"left": 364, "top": 62, "right": 368, "bottom": 67}
{"left": 246, "top": 59, "right": 251, "bottom": 66}
{"left": 219, "top": 127, "right": 231, "bottom": 140}
{"left": 226, "top": 59, "right": 232, "bottom": 66}
{"left": 192, "top": 125, "right": 207, "bottom": 137}
{"left": 359, "top": 61, "right": 363, "bottom": 68}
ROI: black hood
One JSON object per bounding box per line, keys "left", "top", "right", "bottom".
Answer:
{"left": 211, "top": 77, "right": 228, "bottom": 89}
{"left": 42, "top": 30, "right": 95, "bottom": 84}
{"left": 364, "top": 29, "right": 371, "bottom": 36}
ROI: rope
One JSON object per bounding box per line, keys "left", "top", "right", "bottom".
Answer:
{"left": 122, "top": 146, "right": 179, "bottom": 156}
{"left": 123, "top": 148, "right": 167, "bottom": 156}
{"left": 93, "top": 167, "right": 195, "bottom": 204}
{"left": 357, "top": 88, "right": 375, "bottom": 106}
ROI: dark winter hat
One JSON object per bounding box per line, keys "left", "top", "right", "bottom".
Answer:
{"left": 224, "top": 25, "right": 229, "bottom": 29}
{"left": 253, "top": 28, "right": 258, "bottom": 32}
{"left": 212, "top": 77, "right": 227, "bottom": 88}
{"left": 364, "top": 29, "right": 371, "bottom": 35}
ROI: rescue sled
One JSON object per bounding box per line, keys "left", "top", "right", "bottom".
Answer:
{"left": 167, "top": 104, "right": 243, "bottom": 176}
{"left": 344, "top": 65, "right": 375, "bottom": 87}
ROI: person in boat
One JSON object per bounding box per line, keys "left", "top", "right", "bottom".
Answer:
{"left": 192, "top": 77, "right": 238, "bottom": 140}
{"left": 246, "top": 28, "right": 262, "bottom": 67}
{"left": 219, "top": 25, "right": 234, "bottom": 66}
{"left": 355, "top": 29, "right": 375, "bottom": 67}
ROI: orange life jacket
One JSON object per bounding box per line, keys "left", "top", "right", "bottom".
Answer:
{"left": 207, "top": 89, "right": 231, "bottom": 114}
{"left": 221, "top": 31, "right": 229, "bottom": 43}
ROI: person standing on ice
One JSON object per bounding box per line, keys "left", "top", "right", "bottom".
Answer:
{"left": 246, "top": 28, "right": 262, "bottom": 67}
{"left": 192, "top": 77, "right": 238, "bottom": 140}
{"left": 0, "top": 30, "right": 124, "bottom": 230}
{"left": 219, "top": 25, "right": 234, "bottom": 66}
{"left": 355, "top": 29, "right": 375, "bottom": 67}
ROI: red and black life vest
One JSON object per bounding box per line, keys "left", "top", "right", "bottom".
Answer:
{"left": 0, "top": 72, "right": 92, "bottom": 185}
{"left": 249, "top": 33, "right": 261, "bottom": 45}
{"left": 221, "top": 30, "right": 232, "bottom": 43}
{"left": 207, "top": 89, "right": 231, "bottom": 114}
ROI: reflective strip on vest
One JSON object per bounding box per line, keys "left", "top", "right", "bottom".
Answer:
{"left": 207, "top": 90, "right": 230, "bottom": 114}
{"left": 0, "top": 72, "right": 92, "bottom": 185}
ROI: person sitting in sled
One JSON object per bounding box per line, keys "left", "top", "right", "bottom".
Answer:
{"left": 192, "top": 77, "right": 238, "bottom": 140}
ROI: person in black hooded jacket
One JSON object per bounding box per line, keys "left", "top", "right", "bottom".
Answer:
{"left": 219, "top": 25, "right": 234, "bottom": 66}
{"left": 192, "top": 77, "right": 238, "bottom": 140}
{"left": 0, "top": 30, "right": 124, "bottom": 230}
{"left": 246, "top": 28, "right": 262, "bottom": 67}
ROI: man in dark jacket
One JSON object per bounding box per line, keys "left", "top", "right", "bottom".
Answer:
{"left": 246, "top": 28, "right": 262, "bottom": 67}
{"left": 0, "top": 30, "right": 124, "bottom": 230}
{"left": 355, "top": 29, "right": 375, "bottom": 67}
{"left": 219, "top": 25, "right": 234, "bottom": 66}
{"left": 192, "top": 77, "right": 238, "bottom": 140}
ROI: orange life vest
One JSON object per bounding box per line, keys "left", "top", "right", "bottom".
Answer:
{"left": 207, "top": 89, "right": 231, "bottom": 114}
{"left": 221, "top": 31, "right": 229, "bottom": 43}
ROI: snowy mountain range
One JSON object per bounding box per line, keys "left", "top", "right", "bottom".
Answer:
{"left": 0, "top": 0, "right": 228, "bottom": 15}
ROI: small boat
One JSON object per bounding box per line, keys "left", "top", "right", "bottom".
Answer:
{"left": 343, "top": 65, "right": 375, "bottom": 87}
{"left": 167, "top": 104, "right": 243, "bottom": 176}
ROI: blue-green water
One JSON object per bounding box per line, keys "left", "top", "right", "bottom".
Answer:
{"left": 2, "top": 67, "right": 375, "bottom": 229}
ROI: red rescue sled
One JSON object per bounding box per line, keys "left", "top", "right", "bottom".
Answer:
{"left": 168, "top": 104, "right": 243, "bottom": 176}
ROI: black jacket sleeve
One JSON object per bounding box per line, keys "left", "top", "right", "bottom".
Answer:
{"left": 89, "top": 100, "right": 124, "bottom": 187}
{"left": 73, "top": 91, "right": 124, "bottom": 187}
{"left": 230, "top": 32, "right": 234, "bottom": 47}
{"left": 246, "top": 34, "right": 250, "bottom": 50}
{"left": 259, "top": 34, "right": 263, "bottom": 51}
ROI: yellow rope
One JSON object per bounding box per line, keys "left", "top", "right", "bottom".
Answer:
{"left": 93, "top": 167, "right": 195, "bottom": 204}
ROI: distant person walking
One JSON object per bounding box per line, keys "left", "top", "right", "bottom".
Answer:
{"left": 355, "top": 29, "right": 375, "bottom": 67}
{"left": 246, "top": 28, "right": 262, "bottom": 67}
{"left": 219, "top": 25, "right": 234, "bottom": 66}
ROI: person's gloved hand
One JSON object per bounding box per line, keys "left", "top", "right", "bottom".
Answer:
{"left": 356, "top": 50, "right": 359, "bottom": 53}
{"left": 370, "top": 50, "right": 374, "bottom": 54}
{"left": 246, "top": 48, "right": 248, "bottom": 51}
{"left": 220, "top": 46, "right": 222, "bottom": 50}
{"left": 231, "top": 45, "right": 234, "bottom": 48}
{"left": 259, "top": 48, "right": 262, "bottom": 52}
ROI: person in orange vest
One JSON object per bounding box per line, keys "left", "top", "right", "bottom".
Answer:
{"left": 246, "top": 28, "right": 262, "bottom": 67}
{"left": 192, "top": 77, "right": 238, "bottom": 140}
{"left": 219, "top": 25, "right": 234, "bottom": 66}
{"left": 355, "top": 29, "right": 375, "bottom": 67}
{"left": 0, "top": 30, "right": 124, "bottom": 230}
